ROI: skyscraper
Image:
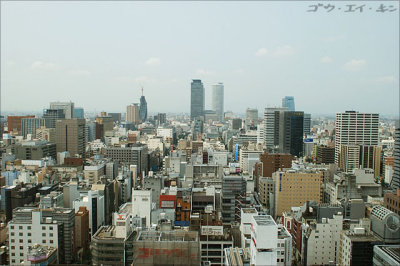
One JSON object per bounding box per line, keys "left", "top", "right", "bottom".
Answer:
{"left": 139, "top": 88, "right": 148, "bottom": 122}
{"left": 304, "top": 113, "right": 311, "bottom": 135}
{"left": 190, "top": 79, "right": 204, "bottom": 120}
{"left": 282, "top": 96, "right": 295, "bottom": 111}
{"left": 278, "top": 111, "right": 304, "bottom": 157}
{"left": 50, "top": 101, "right": 74, "bottom": 119}
{"left": 392, "top": 127, "right": 400, "bottom": 189}
{"left": 211, "top": 82, "right": 224, "bottom": 121}
{"left": 263, "top": 107, "right": 287, "bottom": 151}
{"left": 334, "top": 111, "right": 379, "bottom": 166}
{"left": 21, "top": 118, "right": 49, "bottom": 138}
{"left": 126, "top": 104, "right": 140, "bottom": 124}
{"left": 55, "top": 119, "right": 86, "bottom": 157}
{"left": 74, "top": 107, "right": 84, "bottom": 119}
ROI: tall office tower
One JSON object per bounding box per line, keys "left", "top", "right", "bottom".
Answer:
{"left": 74, "top": 107, "right": 84, "bottom": 119}
{"left": 335, "top": 111, "right": 379, "bottom": 166}
{"left": 211, "top": 82, "right": 224, "bottom": 121}
{"left": 50, "top": 101, "right": 74, "bottom": 119}
{"left": 263, "top": 107, "right": 287, "bottom": 151}
{"left": 232, "top": 118, "right": 242, "bottom": 130}
{"left": 104, "top": 144, "right": 148, "bottom": 174}
{"left": 55, "top": 119, "right": 86, "bottom": 157}
{"left": 139, "top": 89, "right": 148, "bottom": 122}
{"left": 155, "top": 113, "right": 167, "bottom": 126}
{"left": 279, "top": 111, "right": 304, "bottom": 157}
{"left": 282, "top": 96, "right": 295, "bottom": 111}
{"left": 43, "top": 109, "right": 65, "bottom": 128}
{"left": 190, "top": 79, "right": 205, "bottom": 120}
{"left": 21, "top": 118, "right": 49, "bottom": 138}
{"left": 246, "top": 108, "right": 258, "bottom": 129}
{"left": 86, "top": 121, "right": 97, "bottom": 143}
{"left": 7, "top": 115, "right": 35, "bottom": 133}
{"left": 391, "top": 128, "right": 400, "bottom": 189}
{"left": 126, "top": 103, "right": 140, "bottom": 124}
{"left": 96, "top": 114, "right": 114, "bottom": 133}
{"left": 304, "top": 113, "right": 311, "bottom": 135}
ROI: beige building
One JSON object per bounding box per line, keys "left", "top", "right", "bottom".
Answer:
{"left": 84, "top": 162, "right": 106, "bottom": 184}
{"left": 272, "top": 169, "right": 323, "bottom": 217}
{"left": 36, "top": 126, "right": 56, "bottom": 143}
{"left": 258, "top": 177, "right": 275, "bottom": 207}
{"left": 55, "top": 119, "right": 86, "bottom": 157}
{"left": 126, "top": 104, "right": 140, "bottom": 124}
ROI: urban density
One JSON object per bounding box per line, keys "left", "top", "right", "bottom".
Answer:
{"left": 0, "top": 88, "right": 399, "bottom": 265}
{"left": 1, "top": 2, "right": 399, "bottom": 266}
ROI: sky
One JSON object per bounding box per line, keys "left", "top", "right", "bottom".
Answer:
{"left": 1, "top": 1, "right": 399, "bottom": 116}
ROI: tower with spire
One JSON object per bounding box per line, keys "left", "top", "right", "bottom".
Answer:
{"left": 139, "top": 87, "right": 148, "bottom": 122}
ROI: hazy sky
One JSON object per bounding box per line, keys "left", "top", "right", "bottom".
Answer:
{"left": 1, "top": 1, "right": 399, "bottom": 116}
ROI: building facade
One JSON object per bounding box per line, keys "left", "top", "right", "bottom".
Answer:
{"left": 211, "top": 83, "right": 224, "bottom": 122}
{"left": 190, "top": 79, "right": 205, "bottom": 120}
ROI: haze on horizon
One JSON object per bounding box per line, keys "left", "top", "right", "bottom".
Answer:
{"left": 1, "top": 1, "right": 399, "bottom": 116}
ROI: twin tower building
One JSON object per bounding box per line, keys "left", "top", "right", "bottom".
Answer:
{"left": 190, "top": 80, "right": 224, "bottom": 121}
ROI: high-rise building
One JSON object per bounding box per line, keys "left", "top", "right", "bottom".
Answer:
{"left": 126, "top": 104, "right": 140, "bottom": 124}
{"left": 96, "top": 114, "right": 113, "bottom": 133}
{"left": 75, "top": 206, "right": 89, "bottom": 255}
{"left": 55, "top": 119, "right": 86, "bottom": 157}
{"left": 21, "top": 118, "right": 49, "bottom": 138}
{"left": 392, "top": 128, "right": 400, "bottom": 189}
{"left": 139, "top": 89, "right": 148, "bottom": 122}
{"left": 303, "top": 113, "right": 311, "bottom": 135}
{"left": 282, "top": 96, "right": 295, "bottom": 111}
{"left": 50, "top": 101, "right": 74, "bottom": 119}
{"left": 278, "top": 111, "right": 304, "bottom": 157}
{"left": 43, "top": 109, "right": 65, "bottom": 128}
{"left": 232, "top": 118, "right": 242, "bottom": 130}
{"left": 335, "top": 111, "right": 379, "bottom": 166}
{"left": 74, "top": 107, "right": 84, "bottom": 119}
{"left": 263, "top": 107, "right": 287, "bottom": 151}
{"left": 245, "top": 108, "right": 258, "bottom": 129}
{"left": 259, "top": 152, "right": 293, "bottom": 178}
{"left": 13, "top": 140, "right": 56, "bottom": 160}
{"left": 108, "top": 113, "right": 122, "bottom": 123}
{"left": 211, "top": 82, "right": 224, "bottom": 121}
{"left": 190, "top": 79, "right": 205, "bottom": 120}
{"left": 104, "top": 144, "right": 148, "bottom": 174}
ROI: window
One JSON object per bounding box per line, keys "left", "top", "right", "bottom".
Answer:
{"left": 19, "top": 226, "right": 22, "bottom": 230}
{"left": 11, "top": 246, "right": 15, "bottom": 250}
{"left": 42, "top": 226, "right": 46, "bottom": 230}
{"left": 19, "top": 246, "right": 23, "bottom": 250}
{"left": 27, "top": 226, "right": 31, "bottom": 230}
{"left": 50, "top": 240, "right": 53, "bottom": 244}
{"left": 19, "top": 233, "right": 23, "bottom": 236}
{"left": 11, "top": 232, "right": 14, "bottom": 236}
{"left": 19, "top": 239, "right": 23, "bottom": 243}
{"left": 43, "top": 240, "right": 46, "bottom": 244}
{"left": 49, "top": 226, "right": 53, "bottom": 230}
{"left": 28, "top": 239, "right": 31, "bottom": 243}
{"left": 42, "top": 233, "right": 46, "bottom": 237}
{"left": 10, "top": 226, "right": 14, "bottom": 229}
{"left": 11, "top": 253, "right": 15, "bottom": 256}
{"left": 49, "top": 233, "right": 53, "bottom": 237}
{"left": 28, "top": 233, "right": 31, "bottom": 236}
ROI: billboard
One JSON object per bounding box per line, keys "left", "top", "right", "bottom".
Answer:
{"left": 201, "top": 226, "right": 223, "bottom": 236}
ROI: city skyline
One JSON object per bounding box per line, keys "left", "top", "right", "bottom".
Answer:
{"left": 1, "top": 1, "right": 399, "bottom": 115}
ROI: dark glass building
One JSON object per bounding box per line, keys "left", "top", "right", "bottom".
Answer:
{"left": 190, "top": 79, "right": 204, "bottom": 120}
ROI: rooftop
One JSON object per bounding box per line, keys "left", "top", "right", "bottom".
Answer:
{"left": 376, "top": 245, "right": 400, "bottom": 264}
{"left": 137, "top": 230, "right": 198, "bottom": 242}
{"left": 253, "top": 215, "right": 276, "bottom": 226}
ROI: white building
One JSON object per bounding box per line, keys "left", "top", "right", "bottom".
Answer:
{"left": 335, "top": 111, "right": 379, "bottom": 165}
{"left": 132, "top": 190, "right": 152, "bottom": 228}
{"left": 239, "top": 144, "right": 263, "bottom": 174}
{"left": 240, "top": 208, "right": 258, "bottom": 248}
{"left": 250, "top": 215, "right": 278, "bottom": 265}
{"left": 73, "top": 190, "right": 105, "bottom": 235}
{"left": 156, "top": 127, "right": 174, "bottom": 140}
{"left": 8, "top": 210, "right": 59, "bottom": 265}
{"left": 211, "top": 83, "right": 224, "bottom": 122}
{"left": 302, "top": 213, "right": 343, "bottom": 265}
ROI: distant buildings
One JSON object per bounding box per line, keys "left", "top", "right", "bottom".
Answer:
{"left": 43, "top": 109, "right": 65, "bottom": 128}
{"left": 190, "top": 79, "right": 205, "bottom": 120}
{"left": 74, "top": 107, "right": 84, "bottom": 119}
{"left": 22, "top": 117, "right": 49, "bottom": 138}
{"left": 126, "top": 104, "right": 140, "bottom": 124}
{"left": 245, "top": 108, "right": 258, "bottom": 129}
{"left": 282, "top": 96, "right": 295, "bottom": 111}
{"left": 50, "top": 101, "right": 74, "bottom": 119}
{"left": 211, "top": 83, "right": 224, "bottom": 121}
{"left": 7, "top": 115, "right": 35, "bottom": 134}
{"left": 139, "top": 89, "right": 148, "bottom": 122}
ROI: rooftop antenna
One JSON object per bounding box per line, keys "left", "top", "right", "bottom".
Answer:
{"left": 141, "top": 87, "right": 144, "bottom": 96}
